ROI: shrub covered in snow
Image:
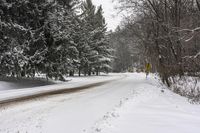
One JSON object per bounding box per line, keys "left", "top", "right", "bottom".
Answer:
{"left": 170, "top": 76, "right": 200, "bottom": 103}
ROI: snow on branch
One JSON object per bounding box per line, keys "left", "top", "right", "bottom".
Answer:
{"left": 11, "top": 23, "right": 29, "bottom": 32}
{"left": 194, "top": 52, "right": 200, "bottom": 58}
{"left": 0, "top": 21, "right": 29, "bottom": 32}
{"left": 182, "top": 52, "right": 200, "bottom": 59}
{"left": 176, "top": 27, "right": 200, "bottom": 42}
{"left": 177, "top": 27, "right": 200, "bottom": 33}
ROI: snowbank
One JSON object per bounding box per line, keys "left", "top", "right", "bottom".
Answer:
{"left": 0, "top": 74, "right": 122, "bottom": 104}
{"left": 0, "top": 78, "right": 54, "bottom": 91}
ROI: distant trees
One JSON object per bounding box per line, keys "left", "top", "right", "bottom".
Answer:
{"left": 109, "top": 25, "right": 143, "bottom": 72}
{"left": 116, "top": 0, "right": 200, "bottom": 86}
{"left": 0, "top": 0, "right": 112, "bottom": 79}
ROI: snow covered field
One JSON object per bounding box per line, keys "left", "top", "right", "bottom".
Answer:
{"left": 0, "top": 73, "right": 200, "bottom": 133}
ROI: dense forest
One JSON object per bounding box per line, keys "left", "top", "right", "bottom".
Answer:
{"left": 0, "top": 0, "right": 113, "bottom": 80}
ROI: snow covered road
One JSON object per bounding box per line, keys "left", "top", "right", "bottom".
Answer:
{"left": 0, "top": 73, "right": 200, "bottom": 133}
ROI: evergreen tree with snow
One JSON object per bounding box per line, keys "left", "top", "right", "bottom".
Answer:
{"left": 0, "top": 0, "right": 52, "bottom": 77}
{"left": 42, "top": 0, "right": 80, "bottom": 79}
{"left": 81, "top": 0, "right": 113, "bottom": 75}
{"left": 0, "top": 0, "right": 79, "bottom": 79}
{"left": 0, "top": 0, "right": 112, "bottom": 80}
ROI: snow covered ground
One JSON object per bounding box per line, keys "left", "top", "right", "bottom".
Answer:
{"left": 0, "top": 79, "right": 53, "bottom": 91}
{"left": 0, "top": 74, "right": 118, "bottom": 91}
{"left": 0, "top": 73, "right": 200, "bottom": 133}
{"left": 0, "top": 74, "right": 122, "bottom": 103}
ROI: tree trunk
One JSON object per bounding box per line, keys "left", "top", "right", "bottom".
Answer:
{"left": 88, "top": 69, "right": 91, "bottom": 76}
{"left": 69, "top": 70, "right": 74, "bottom": 77}
{"left": 78, "top": 68, "right": 81, "bottom": 77}
{"left": 96, "top": 69, "right": 99, "bottom": 76}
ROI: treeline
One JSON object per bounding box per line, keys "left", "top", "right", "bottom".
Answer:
{"left": 109, "top": 26, "right": 143, "bottom": 72}
{"left": 117, "top": 0, "right": 200, "bottom": 86}
{"left": 0, "top": 0, "right": 112, "bottom": 80}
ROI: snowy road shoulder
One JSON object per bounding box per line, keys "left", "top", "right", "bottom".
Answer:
{"left": 0, "top": 74, "right": 124, "bottom": 105}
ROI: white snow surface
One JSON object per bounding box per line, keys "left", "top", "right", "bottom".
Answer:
{"left": 0, "top": 74, "right": 121, "bottom": 102}
{"left": 0, "top": 73, "right": 200, "bottom": 133}
{"left": 0, "top": 79, "right": 53, "bottom": 91}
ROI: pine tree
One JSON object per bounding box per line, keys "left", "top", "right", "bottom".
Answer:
{"left": 0, "top": 0, "right": 73, "bottom": 79}
{"left": 80, "top": 0, "right": 112, "bottom": 75}
{"left": 42, "top": 0, "right": 79, "bottom": 79}
{"left": 91, "top": 6, "right": 112, "bottom": 75}
{"left": 0, "top": 0, "right": 39, "bottom": 77}
{"left": 0, "top": 0, "right": 112, "bottom": 79}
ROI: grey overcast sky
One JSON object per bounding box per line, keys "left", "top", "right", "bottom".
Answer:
{"left": 92, "top": 0, "right": 122, "bottom": 31}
